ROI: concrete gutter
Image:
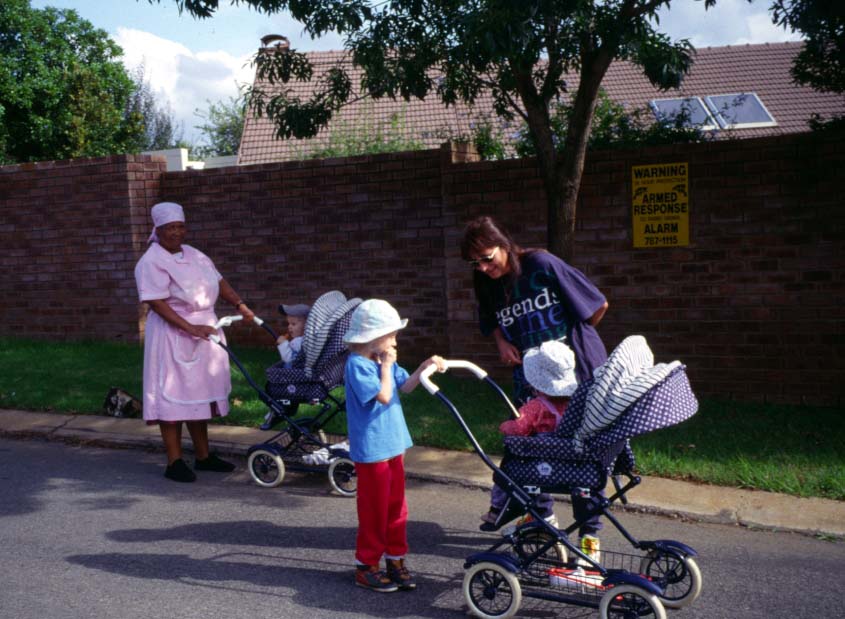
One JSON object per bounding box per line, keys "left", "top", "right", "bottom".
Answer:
{"left": 1, "top": 409, "right": 842, "bottom": 538}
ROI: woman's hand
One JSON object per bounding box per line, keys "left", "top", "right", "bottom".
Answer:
{"left": 237, "top": 303, "right": 255, "bottom": 323}
{"left": 495, "top": 337, "right": 522, "bottom": 367}
{"left": 186, "top": 324, "right": 217, "bottom": 340}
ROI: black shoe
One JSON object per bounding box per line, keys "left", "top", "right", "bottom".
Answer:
{"left": 260, "top": 410, "right": 286, "bottom": 431}
{"left": 195, "top": 453, "right": 235, "bottom": 472}
{"left": 165, "top": 458, "right": 197, "bottom": 482}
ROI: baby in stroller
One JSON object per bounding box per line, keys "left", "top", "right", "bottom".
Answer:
{"left": 275, "top": 302, "right": 310, "bottom": 368}
{"left": 482, "top": 339, "right": 604, "bottom": 560}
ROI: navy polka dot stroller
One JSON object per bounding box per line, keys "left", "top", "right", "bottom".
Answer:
{"left": 214, "top": 290, "right": 361, "bottom": 496}
{"left": 420, "top": 336, "right": 702, "bottom": 619}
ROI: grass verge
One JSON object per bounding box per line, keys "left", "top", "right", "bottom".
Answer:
{"left": 1, "top": 337, "right": 843, "bottom": 500}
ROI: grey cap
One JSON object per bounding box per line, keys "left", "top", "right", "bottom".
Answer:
{"left": 278, "top": 303, "right": 310, "bottom": 317}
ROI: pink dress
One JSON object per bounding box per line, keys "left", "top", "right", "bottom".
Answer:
{"left": 135, "top": 243, "right": 231, "bottom": 423}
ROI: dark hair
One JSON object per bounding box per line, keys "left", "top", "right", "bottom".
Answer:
{"left": 460, "top": 216, "right": 526, "bottom": 279}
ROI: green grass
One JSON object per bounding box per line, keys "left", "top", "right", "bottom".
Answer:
{"left": 1, "top": 337, "right": 843, "bottom": 500}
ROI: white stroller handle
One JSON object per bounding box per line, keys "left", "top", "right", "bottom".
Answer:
{"left": 420, "top": 359, "right": 487, "bottom": 395}
{"left": 213, "top": 314, "right": 243, "bottom": 330}
{"left": 208, "top": 314, "right": 243, "bottom": 344}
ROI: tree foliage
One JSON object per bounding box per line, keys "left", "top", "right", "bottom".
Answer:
{"left": 512, "top": 90, "right": 706, "bottom": 157}
{"left": 770, "top": 0, "right": 845, "bottom": 95}
{"left": 125, "top": 64, "right": 186, "bottom": 151}
{"left": 193, "top": 93, "right": 246, "bottom": 158}
{"left": 0, "top": 0, "right": 144, "bottom": 164}
{"left": 157, "top": 0, "right": 704, "bottom": 259}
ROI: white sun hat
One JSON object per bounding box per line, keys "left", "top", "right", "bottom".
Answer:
{"left": 522, "top": 340, "right": 578, "bottom": 397}
{"left": 343, "top": 299, "right": 408, "bottom": 344}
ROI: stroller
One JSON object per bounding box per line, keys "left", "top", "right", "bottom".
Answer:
{"left": 211, "top": 291, "right": 360, "bottom": 497}
{"left": 420, "top": 337, "right": 702, "bottom": 619}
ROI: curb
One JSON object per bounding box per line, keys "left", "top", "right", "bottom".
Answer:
{"left": 1, "top": 409, "right": 843, "bottom": 539}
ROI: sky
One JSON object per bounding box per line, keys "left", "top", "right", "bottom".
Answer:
{"left": 31, "top": 0, "right": 802, "bottom": 146}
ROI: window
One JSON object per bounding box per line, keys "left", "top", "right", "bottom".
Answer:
{"left": 704, "top": 93, "right": 777, "bottom": 129}
{"left": 650, "top": 97, "right": 718, "bottom": 130}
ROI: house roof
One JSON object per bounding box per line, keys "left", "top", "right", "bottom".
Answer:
{"left": 238, "top": 42, "right": 845, "bottom": 165}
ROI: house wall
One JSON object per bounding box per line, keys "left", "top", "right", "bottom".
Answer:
{"left": 0, "top": 132, "right": 842, "bottom": 405}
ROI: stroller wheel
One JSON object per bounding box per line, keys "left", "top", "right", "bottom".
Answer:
{"left": 463, "top": 561, "right": 521, "bottom": 619}
{"left": 599, "top": 584, "right": 666, "bottom": 619}
{"left": 512, "top": 528, "right": 568, "bottom": 582}
{"left": 639, "top": 550, "right": 702, "bottom": 608}
{"left": 247, "top": 448, "right": 286, "bottom": 488}
{"left": 328, "top": 457, "right": 357, "bottom": 497}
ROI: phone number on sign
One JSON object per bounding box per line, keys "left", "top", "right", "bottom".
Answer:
{"left": 643, "top": 235, "right": 679, "bottom": 246}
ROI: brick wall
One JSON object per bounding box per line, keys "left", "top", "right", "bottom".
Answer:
{"left": 1, "top": 132, "right": 842, "bottom": 405}
{"left": 0, "top": 155, "right": 165, "bottom": 340}
{"left": 443, "top": 133, "right": 845, "bottom": 405}
{"left": 155, "top": 148, "right": 450, "bottom": 356}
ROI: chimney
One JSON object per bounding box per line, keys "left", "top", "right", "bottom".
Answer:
{"left": 260, "top": 34, "right": 290, "bottom": 51}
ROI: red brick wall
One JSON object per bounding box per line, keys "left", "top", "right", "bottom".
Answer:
{"left": 0, "top": 155, "right": 165, "bottom": 340}
{"left": 1, "top": 132, "right": 842, "bottom": 405}
{"left": 155, "top": 149, "right": 450, "bottom": 357}
{"left": 443, "top": 133, "right": 845, "bottom": 405}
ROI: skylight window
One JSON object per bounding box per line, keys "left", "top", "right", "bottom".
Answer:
{"left": 704, "top": 93, "right": 777, "bottom": 129}
{"left": 650, "top": 97, "right": 718, "bottom": 130}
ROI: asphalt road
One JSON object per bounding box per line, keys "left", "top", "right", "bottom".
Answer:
{"left": 1, "top": 437, "right": 842, "bottom": 619}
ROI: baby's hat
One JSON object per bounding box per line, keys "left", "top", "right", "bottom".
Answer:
{"left": 343, "top": 299, "right": 408, "bottom": 344}
{"left": 278, "top": 303, "right": 310, "bottom": 317}
{"left": 523, "top": 340, "right": 578, "bottom": 397}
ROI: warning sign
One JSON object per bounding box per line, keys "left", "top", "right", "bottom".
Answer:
{"left": 631, "top": 162, "right": 689, "bottom": 248}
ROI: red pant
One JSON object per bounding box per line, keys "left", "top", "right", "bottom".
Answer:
{"left": 354, "top": 454, "right": 408, "bottom": 566}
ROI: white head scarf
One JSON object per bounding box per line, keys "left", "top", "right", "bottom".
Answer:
{"left": 148, "top": 202, "right": 185, "bottom": 243}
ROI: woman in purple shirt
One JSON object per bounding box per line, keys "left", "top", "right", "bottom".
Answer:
{"left": 461, "top": 216, "right": 609, "bottom": 405}
{"left": 461, "top": 216, "right": 609, "bottom": 545}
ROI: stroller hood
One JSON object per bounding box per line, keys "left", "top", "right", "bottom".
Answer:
{"left": 302, "top": 291, "right": 362, "bottom": 375}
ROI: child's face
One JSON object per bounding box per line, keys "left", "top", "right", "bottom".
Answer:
{"left": 287, "top": 315, "right": 306, "bottom": 338}
{"left": 367, "top": 331, "right": 398, "bottom": 358}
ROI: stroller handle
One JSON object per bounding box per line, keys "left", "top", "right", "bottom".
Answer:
{"left": 420, "top": 359, "right": 487, "bottom": 394}
{"left": 209, "top": 314, "right": 243, "bottom": 343}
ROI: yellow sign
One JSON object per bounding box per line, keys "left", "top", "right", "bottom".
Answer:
{"left": 631, "top": 162, "right": 689, "bottom": 248}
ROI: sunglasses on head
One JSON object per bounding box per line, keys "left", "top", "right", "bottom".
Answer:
{"left": 468, "top": 246, "right": 499, "bottom": 268}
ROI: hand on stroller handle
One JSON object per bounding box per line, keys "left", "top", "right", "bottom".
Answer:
{"left": 420, "top": 359, "right": 487, "bottom": 394}
{"left": 208, "top": 314, "right": 269, "bottom": 344}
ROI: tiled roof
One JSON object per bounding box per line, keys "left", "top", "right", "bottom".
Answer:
{"left": 238, "top": 42, "right": 845, "bottom": 165}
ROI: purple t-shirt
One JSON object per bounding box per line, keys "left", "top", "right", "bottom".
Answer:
{"left": 477, "top": 251, "right": 608, "bottom": 382}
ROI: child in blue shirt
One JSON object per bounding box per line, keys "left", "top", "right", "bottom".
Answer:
{"left": 343, "top": 299, "right": 444, "bottom": 593}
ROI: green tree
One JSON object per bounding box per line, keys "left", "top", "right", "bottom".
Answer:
{"left": 770, "top": 0, "right": 845, "bottom": 95}
{"left": 193, "top": 93, "right": 246, "bottom": 158}
{"left": 512, "top": 90, "right": 705, "bottom": 157}
{"left": 0, "top": 0, "right": 144, "bottom": 164}
{"left": 155, "top": 0, "right": 712, "bottom": 259}
{"left": 125, "top": 64, "right": 186, "bottom": 151}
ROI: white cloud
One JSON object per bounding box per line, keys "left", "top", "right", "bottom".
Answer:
{"left": 655, "top": 0, "right": 802, "bottom": 48}
{"left": 114, "top": 27, "right": 255, "bottom": 145}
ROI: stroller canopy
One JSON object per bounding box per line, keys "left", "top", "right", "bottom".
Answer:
{"left": 302, "top": 291, "right": 361, "bottom": 375}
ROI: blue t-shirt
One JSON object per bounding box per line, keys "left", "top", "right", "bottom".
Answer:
{"left": 344, "top": 353, "right": 413, "bottom": 463}
{"left": 476, "top": 251, "right": 608, "bottom": 382}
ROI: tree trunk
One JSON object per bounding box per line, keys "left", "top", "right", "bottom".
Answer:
{"left": 545, "top": 51, "right": 614, "bottom": 261}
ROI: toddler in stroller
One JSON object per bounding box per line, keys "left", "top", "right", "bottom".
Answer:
{"left": 244, "top": 290, "right": 362, "bottom": 493}
{"left": 481, "top": 340, "right": 581, "bottom": 531}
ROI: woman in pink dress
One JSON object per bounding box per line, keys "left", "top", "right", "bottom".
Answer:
{"left": 135, "top": 202, "right": 254, "bottom": 482}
